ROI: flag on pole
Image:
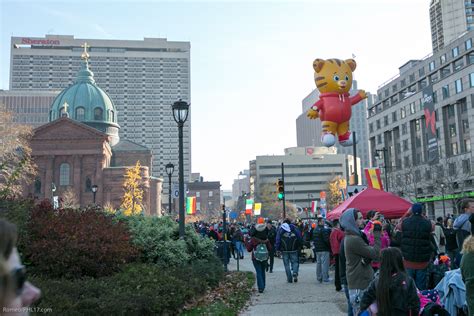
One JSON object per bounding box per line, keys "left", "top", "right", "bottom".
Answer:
{"left": 365, "top": 168, "right": 384, "bottom": 191}
{"left": 245, "top": 199, "right": 253, "bottom": 215}
{"left": 311, "top": 200, "right": 318, "bottom": 213}
{"left": 186, "top": 196, "right": 196, "bottom": 215}
{"left": 254, "top": 203, "right": 262, "bottom": 216}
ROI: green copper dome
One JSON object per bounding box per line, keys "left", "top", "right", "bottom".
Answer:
{"left": 50, "top": 57, "right": 120, "bottom": 145}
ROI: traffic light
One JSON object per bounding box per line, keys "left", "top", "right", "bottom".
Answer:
{"left": 276, "top": 179, "right": 284, "bottom": 200}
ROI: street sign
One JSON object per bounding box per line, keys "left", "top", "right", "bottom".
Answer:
{"left": 172, "top": 184, "right": 188, "bottom": 198}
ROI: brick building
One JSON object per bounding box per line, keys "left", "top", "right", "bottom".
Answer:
{"left": 23, "top": 51, "right": 162, "bottom": 214}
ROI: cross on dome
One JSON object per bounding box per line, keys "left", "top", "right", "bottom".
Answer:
{"left": 81, "top": 42, "right": 90, "bottom": 61}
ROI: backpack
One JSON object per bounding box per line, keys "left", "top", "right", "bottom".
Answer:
{"left": 254, "top": 242, "right": 269, "bottom": 262}
{"left": 281, "top": 230, "right": 299, "bottom": 252}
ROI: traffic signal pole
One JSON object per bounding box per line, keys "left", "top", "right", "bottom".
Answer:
{"left": 281, "top": 162, "right": 286, "bottom": 219}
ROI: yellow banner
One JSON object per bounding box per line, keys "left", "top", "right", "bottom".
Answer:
{"left": 254, "top": 203, "right": 262, "bottom": 216}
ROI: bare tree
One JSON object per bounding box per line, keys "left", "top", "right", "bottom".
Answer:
{"left": 61, "top": 187, "right": 79, "bottom": 209}
{"left": 0, "top": 103, "right": 36, "bottom": 199}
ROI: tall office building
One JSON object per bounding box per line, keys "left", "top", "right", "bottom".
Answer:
{"left": 9, "top": 35, "right": 191, "bottom": 205}
{"left": 367, "top": 31, "right": 474, "bottom": 217}
{"left": 0, "top": 90, "right": 59, "bottom": 128}
{"left": 296, "top": 80, "right": 372, "bottom": 179}
{"left": 430, "top": 0, "right": 474, "bottom": 52}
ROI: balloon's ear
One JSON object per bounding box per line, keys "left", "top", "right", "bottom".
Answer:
{"left": 345, "top": 59, "right": 357, "bottom": 72}
{"left": 313, "top": 59, "right": 325, "bottom": 72}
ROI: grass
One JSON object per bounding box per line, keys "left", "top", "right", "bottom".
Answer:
{"left": 181, "top": 271, "right": 255, "bottom": 316}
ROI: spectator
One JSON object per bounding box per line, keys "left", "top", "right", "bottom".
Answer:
{"left": 360, "top": 247, "right": 420, "bottom": 315}
{"left": 454, "top": 198, "right": 474, "bottom": 249}
{"left": 433, "top": 217, "right": 446, "bottom": 254}
{"left": 330, "top": 219, "right": 344, "bottom": 291}
{"left": 339, "top": 235, "right": 353, "bottom": 316}
{"left": 0, "top": 219, "right": 41, "bottom": 314}
{"left": 246, "top": 221, "right": 271, "bottom": 293}
{"left": 364, "top": 213, "right": 390, "bottom": 272}
{"left": 312, "top": 216, "right": 332, "bottom": 283}
{"left": 445, "top": 218, "right": 459, "bottom": 269}
{"left": 275, "top": 219, "right": 303, "bottom": 283}
{"left": 266, "top": 220, "right": 277, "bottom": 273}
{"left": 208, "top": 226, "right": 219, "bottom": 241}
{"left": 340, "top": 208, "right": 381, "bottom": 316}
{"left": 233, "top": 226, "right": 245, "bottom": 259}
{"left": 397, "top": 203, "right": 435, "bottom": 290}
{"left": 460, "top": 214, "right": 474, "bottom": 315}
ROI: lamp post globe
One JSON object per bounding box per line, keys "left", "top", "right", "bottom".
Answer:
{"left": 91, "top": 184, "right": 98, "bottom": 204}
{"left": 172, "top": 100, "right": 190, "bottom": 239}
{"left": 165, "top": 163, "right": 175, "bottom": 215}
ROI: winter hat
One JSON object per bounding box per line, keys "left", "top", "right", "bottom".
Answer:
{"left": 257, "top": 217, "right": 265, "bottom": 224}
{"left": 412, "top": 203, "right": 423, "bottom": 215}
{"left": 281, "top": 223, "right": 291, "bottom": 232}
{"left": 253, "top": 224, "right": 268, "bottom": 240}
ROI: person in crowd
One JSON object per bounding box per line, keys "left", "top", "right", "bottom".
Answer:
{"left": 339, "top": 232, "right": 353, "bottom": 316}
{"left": 454, "top": 198, "right": 474, "bottom": 250}
{"left": 0, "top": 219, "right": 41, "bottom": 314}
{"left": 312, "top": 216, "right": 332, "bottom": 283}
{"left": 330, "top": 219, "right": 344, "bottom": 291}
{"left": 397, "top": 203, "right": 434, "bottom": 290}
{"left": 340, "top": 208, "right": 381, "bottom": 316}
{"left": 275, "top": 219, "right": 303, "bottom": 283}
{"left": 360, "top": 247, "right": 420, "bottom": 316}
{"left": 444, "top": 218, "right": 459, "bottom": 269}
{"left": 266, "top": 220, "right": 277, "bottom": 273}
{"left": 208, "top": 225, "right": 219, "bottom": 241}
{"left": 233, "top": 225, "right": 245, "bottom": 260}
{"left": 461, "top": 214, "right": 474, "bottom": 315}
{"left": 433, "top": 217, "right": 446, "bottom": 254}
{"left": 364, "top": 214, "right": 390, "bottom": 272}
{"left": 246, "top": 220, "right": 272, "bottom": 293}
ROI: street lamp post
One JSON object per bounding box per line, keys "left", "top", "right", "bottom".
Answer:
{"left": 172, "top": 100, "right": 190, "bottom": 239}
{"left": 91, "top": 184, "right": 98, "bottom": 204}
{"left": 165, "top": 163, "right": 175, "bottom": 215}
{"left": 374, "top": 147, "right": 389, "bottom": 192}
{"left": 51, "top": 182, "right": 56, "bottom": 209}
{"left": 441, "top": 183, "right": 446, "bottom": 217}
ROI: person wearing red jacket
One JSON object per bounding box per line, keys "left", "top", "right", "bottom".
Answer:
{"left": 330, "top": 219, "right": 345, "bottom": 292}
{"left": 246, "top": 221, "right": 272, "bottom": 293}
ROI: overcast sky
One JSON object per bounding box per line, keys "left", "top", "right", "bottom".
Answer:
{"left": 0, "top": 0, "right": 432, "bottom": 189}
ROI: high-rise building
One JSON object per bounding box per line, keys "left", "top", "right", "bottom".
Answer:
{"left": 368, "top": 31, "right": 474, "bottom": 218}
{"left": 296, "top": 80, "right": 372, "bottom": 179}
{"left": 0, "top": 90, "right": 59, "bottom": 128}
{"left": 9, "top": 35, "right": 191, "bottom": 206}
{"left": 430, "top": 0, "right": 474, "bottom": 52}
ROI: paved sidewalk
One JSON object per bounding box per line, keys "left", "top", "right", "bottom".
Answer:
{"left": 228, "top": 255, "right": 347, "bottom": 316}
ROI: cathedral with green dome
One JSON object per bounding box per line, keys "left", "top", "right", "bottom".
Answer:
{"left": 23, "top": 45, "right": 162, "bottom": 215}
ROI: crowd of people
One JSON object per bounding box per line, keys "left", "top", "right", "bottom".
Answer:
{"left": 193, "top": 198, "right": 474, "bottom": 315}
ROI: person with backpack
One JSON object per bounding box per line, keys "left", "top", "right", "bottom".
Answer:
{"left": 312, "top": 216, "right": 332, "bottom": 283}
{"left": 275, "top": 219, "right": 303, "bottom": 283}
{"left": 246, "top": 221, "right": 272, "bottom": 293}
{"left": 454, "top": 198, "right": 474, "bottom": 251}
{"left": 359, "top": 247, "right": 420, "bottom": 316}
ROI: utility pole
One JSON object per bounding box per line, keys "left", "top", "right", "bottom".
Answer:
{"left": 352, "top": 131, "right": 358, "bottom": 185}
{"left": 281, "top": 162, "right": 286, "bottom": 219}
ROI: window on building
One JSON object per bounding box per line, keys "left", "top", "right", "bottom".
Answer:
{"left": 452, "top": 142, "right": 459, "bottom": 155}
{"left": 85, "top": 177, "right": 92, "bottom": 192}
{"left": 34, "top": 177, "right": 41, "bottom": 194}
{"left": 196, "top": 191, "right": 200, "bottom": 198}
{"left": 466, "top": 38, "right": 473, "bottom": 50}
{"left": 409, "top": 73, "right": 415, "bottom": 83}
{"left": 442, "top": 85, "right": 450, "bottom": 99}
{"left": 449, "top": 162, "right": 456, "bottom": 175}
{"left": 448, "top": 104, "right": 455, "bottom": 117}
{"left": 76, "top": 107, "right": 85, "bottom": 120}
{"left": 392, "top": 111, "right": 397, "bottom": 122}
{"left": 455, "top": 79, "right": 463, "bottom": 93}
{"left": 209, "top": 191, "right": 213, "bottom": 197}
{"left": 470, "top": 73, "right": 474, "bottom": 87}
{"left": 454, "top": 58, "right": 464, "bottom": 71}
{"left": 403, "top": 139, "right": 408, "bottom": 151}
{"left": 410, "top": 102, "right": 416, "bottom": 114}
{"left": 463, "top": 159, "right": 471, "bottom": 173}
{"left": 440, "top": 54, "right": 447, "bottom": 64}
{"left": 465, "top": 139, "right": 472, "bottom": 152}
{"left": 376, "top": 120, "right": 381, "bottom": 129}
{"left": 400, "top": 79, "right": 406, "bottom": 87}
{"left": 402, "top": 123, "right": 407, "bottom": 135}
{"left": 452, "top": 46, "right": 459, "bottom": 57}
{"left": 94, "top": 108, "right": 103, "bottom": 120}
{"left": 419, "top": 67, "right": 425, "bottom": 76}
{"left": 429, "top": 61, "right": 436, "bottom": 71}
{"left": 441, "top": 66, "right": 451, "bottom": 78}
{"left": 449, "top": 124, "right": 457, "bottom": 137}
{"left": 400, "top": 107, "right": 406, "bottom": 118}
{"left": 377, "top": 134, "right": 382, "bottom": 144}
{"left": 392, "top": 84, "right": 398, "bottom": 93}
{"left": 196, "top": 202, "right": 201, "bottom": 210}
{"left": 369, "top": 123, "right": 373, "bottom": 133}
{"left": 384, "top": 115, "right": 389, "bottom": 125}
{"left": 60, "top": 163, "right": 70, "bottom": 186}
{"left": 469, "top": 52, "right": 474, "bottom": 64}
{"left": 404, "top": 156, "right": 410, "bottom": 167}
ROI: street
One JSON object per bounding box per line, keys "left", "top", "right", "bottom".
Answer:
{"left": 227, "top": 254, "right": 347, "bottom": 316}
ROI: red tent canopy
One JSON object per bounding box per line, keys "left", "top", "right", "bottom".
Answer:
{"left": 326, "top": 187, "right": 412, "bottom": 220}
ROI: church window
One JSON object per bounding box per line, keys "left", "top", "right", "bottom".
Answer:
{"left": 110, "top": 110, "right": 115, "bottom": 122}
{"left": 85, "top": 177, "right": 92, "bottom": 192}
{"left": 60, "top": 163, "right": 70, "bottom": 185}
{"left": 94, "top": 108, "right": 103, "bottom": 120}
{"left": 76, "top": 107, "right": 85, "bottom": 120}
{"left": 34, "top": 177, "right": 41, "bottom": 194}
